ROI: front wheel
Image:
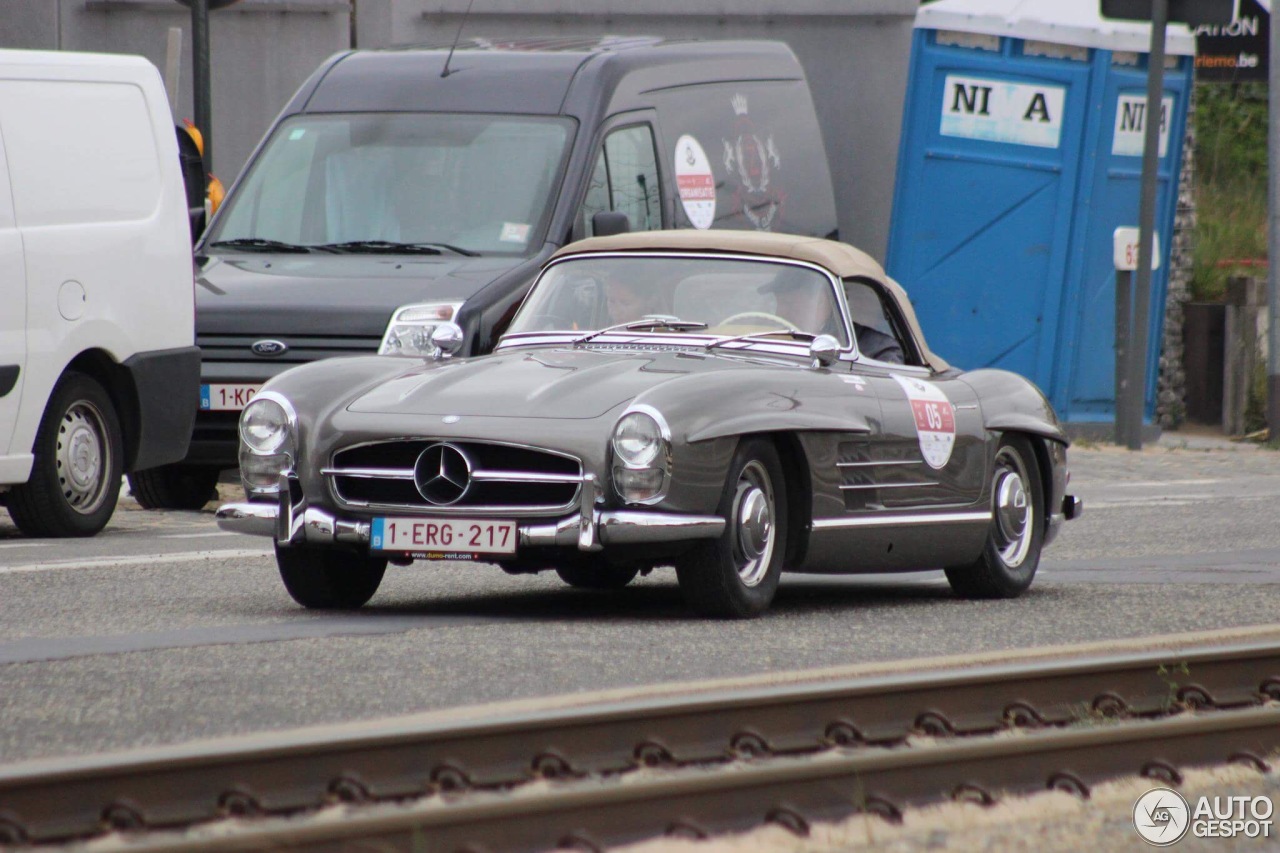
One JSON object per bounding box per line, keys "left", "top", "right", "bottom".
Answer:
{"left": 945, "top": 434, "right": 1044, "bottom": 599}
{"left": 555, "top": 557, "right": 639, "bottom": 590}
{"left": 275, "top": 545, "right": 387, "bottom": 609}
{"left": 675, "top": 438, "right": 787, "bottom": 618}
{"left": 7, "top": 372, "right": 123, "bottom": 537}
{"left": 128, "top": 464, "right": 221, "bottom": 510}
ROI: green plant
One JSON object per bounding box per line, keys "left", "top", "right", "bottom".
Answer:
{"left": 1190, "top": 84, "right": 1268, "bottom": 303}
{"left": 1156, "top": 661, "right": 1192, "bottom": 712}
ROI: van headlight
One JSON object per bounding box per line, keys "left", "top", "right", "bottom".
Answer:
{"left": 238, "top": 392, "right": 297, "bottom": 495}
{"left": 379, "top": 302, "right": 464, "bottom": 356}
{"left": 611, "top": 407, "right": 670, "bottom": 505}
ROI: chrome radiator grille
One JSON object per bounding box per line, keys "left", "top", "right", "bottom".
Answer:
{"left": 325, "top": 440, "right": 583, "bottom": 515}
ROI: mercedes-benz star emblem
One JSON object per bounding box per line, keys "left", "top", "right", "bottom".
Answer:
{"left": 414, "top": 443, "right": 472, "bottom": 506}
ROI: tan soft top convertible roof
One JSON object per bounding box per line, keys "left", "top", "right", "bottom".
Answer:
{"left": 552, "top": 230, "right": 950, "bottom": 372}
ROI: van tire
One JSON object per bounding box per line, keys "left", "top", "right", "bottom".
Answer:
{"left": 8, "top": 372, "right": 123, "bottom": 537}
{"left": 128, "top": 464, "right": 221, "bottom": 510}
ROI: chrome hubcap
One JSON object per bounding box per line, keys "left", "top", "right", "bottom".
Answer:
{"left": 56, "top": 401, "right": 111, "bottom": 515}
{"left": 732, "top": 460, "right": 775, "bottom": 587}
{"left": 991, "top": 448, "right": 1033, "bottom": 567}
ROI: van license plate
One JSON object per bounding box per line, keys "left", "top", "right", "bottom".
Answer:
{"left": 371, "top": 517, "right": 517, "bottom": 557}
{"left": 201, "top": 383, "right": 261, "bottom": 411}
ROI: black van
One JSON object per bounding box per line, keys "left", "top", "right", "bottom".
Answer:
{"left": 131, "top": 36, "right": 837, "bottom": 508}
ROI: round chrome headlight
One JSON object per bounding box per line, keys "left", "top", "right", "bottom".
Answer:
{"left": 612, "top": 411, "right": 663, "bottom": 468}
{"left": 239, "top": 397, "right": 291, "bottom": 454}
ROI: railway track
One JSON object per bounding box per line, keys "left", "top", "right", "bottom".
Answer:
{"left": 2, "top": 641, "right": 1278, "bottom": 850}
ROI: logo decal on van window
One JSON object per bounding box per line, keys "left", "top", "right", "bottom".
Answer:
{"left": 674, "top": 135, "right": 716, "bottom": 230}
{"left": 723, "top": 94, "right": 783, "bottom": 231}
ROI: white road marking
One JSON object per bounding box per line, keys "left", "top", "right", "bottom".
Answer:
{"left": 0, "top": 542, "right": 52, "bottom": 550}
{"left": 0, "top": 548, "right": 272, "bottom": 575}
{"left": 157, "top": 531, "right": 237, "bottom": 540}
{"left": 1098, "top": 478, "right": 1225, "bottom": 488}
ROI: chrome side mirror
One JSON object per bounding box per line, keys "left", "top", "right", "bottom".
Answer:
{"left": 809, "top": 334, "right": 840, "bottom": 369}
{"left": 430, "top": 322, "right": 465, "bottom": 359}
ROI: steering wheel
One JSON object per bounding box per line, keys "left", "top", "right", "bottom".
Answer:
{"left": 718, "top": 311, "right": 794, "bottom": 329}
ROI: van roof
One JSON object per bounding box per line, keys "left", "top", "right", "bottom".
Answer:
{"left": 298, "top": 38, "right": 805, "bottom": 117}
{"left": 0, "top": 48, "right": 160, "bottom": 81}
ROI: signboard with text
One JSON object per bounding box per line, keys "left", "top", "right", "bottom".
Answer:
{"left": 1193, "top": 0, "right": 1270, "bottom": 81}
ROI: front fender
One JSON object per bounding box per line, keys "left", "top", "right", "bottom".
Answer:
{"left": 633, "top": 367, "right": 875, "bottom": 445}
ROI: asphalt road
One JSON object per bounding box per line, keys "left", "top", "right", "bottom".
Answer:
{"left": 1, "top": 435, "right": 1279, "bottom": 765}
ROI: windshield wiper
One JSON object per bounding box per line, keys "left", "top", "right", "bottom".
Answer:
{"left": 207, "top": 237, "right": 319, "bottom": 254}
{"left": 572, "top": 315, "right": 708, "bottom": 346}
{"left": 705, "top": 328, "right": 817, "bottom": 352}
{"left": 314, "top": 240, "right": 479, "bottom": 257}
{"left": 414, "top": 241, "right": 479, "bottom": 257}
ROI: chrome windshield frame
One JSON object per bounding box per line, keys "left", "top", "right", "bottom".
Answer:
{"left": 499, "top": 250, "right": 860, "bottom": 358}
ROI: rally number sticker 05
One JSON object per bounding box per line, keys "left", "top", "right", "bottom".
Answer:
{"left": 893, "top": 375, "right": 956, "bottom": 469}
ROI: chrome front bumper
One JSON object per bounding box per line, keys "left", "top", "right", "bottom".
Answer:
{"left": 216, "top": 473, "right": 724, "bottom": 552}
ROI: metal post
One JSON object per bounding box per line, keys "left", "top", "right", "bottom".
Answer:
{"left": 1269, "top": 0, "right": 1280, "bottom": 441}
{"left": 1126, "top": 0, "right": 1168, "bottom": 451}
{"left": 190, "top": 0, "right": 212, "bottom": 172}
{"left": 1115, "top": 269, "right": 1133, "bottom": 446}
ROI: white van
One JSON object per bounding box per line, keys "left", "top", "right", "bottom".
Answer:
{"left": 0, "top": 49, "right": 199, "bottom": 537}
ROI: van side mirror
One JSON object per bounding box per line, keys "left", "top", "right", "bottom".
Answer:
{"left": 592, "top": 211, "right": 630, "bottom": 237}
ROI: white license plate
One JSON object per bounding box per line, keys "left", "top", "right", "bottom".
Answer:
{"left": 201, "top": 383, "right": 262, "bottom": 411}
{"left": 370, "top": 517, "right": 517, "bottom": 557}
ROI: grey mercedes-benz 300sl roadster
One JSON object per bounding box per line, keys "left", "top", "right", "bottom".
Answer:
{"left": 218, "top": 230, "right": 1081, "bottom": 617}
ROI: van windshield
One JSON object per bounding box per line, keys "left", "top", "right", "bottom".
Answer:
{"left": 205, "top": 113, "right": 574, "bottom": 257}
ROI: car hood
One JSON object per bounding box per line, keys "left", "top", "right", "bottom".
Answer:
{"left": 195, "top": 252, "right": 526, "bottom": 337}
{"left": 347, "top": 347, "right": 728, "bottom": 420}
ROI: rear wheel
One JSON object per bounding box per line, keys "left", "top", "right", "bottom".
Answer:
{"left": 128, "top": 464, "right": 221, "bottom": 510}
{"left": 675, "top": 438, "right": 787, "bottom": 618}
{"left": 554, "top": 558, "right": 639, "bottom": 590}
{"left": 275, "top": 545, "right": 387, "bottom": 609}
{"left": 8, "top": 372, "right": 123, "bottom": 537}
{"left": 945, "top": 435, "right": 1044, "bottom": 599}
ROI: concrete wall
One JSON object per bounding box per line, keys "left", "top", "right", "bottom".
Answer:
{"left": 358, "top": 0, "right": 919, "bottom": 259}
{"left": 0, "top": 1, "right": 350, "bottom": 179}
{"left": 0, "top": 0, "right": 918, "bottom": 259}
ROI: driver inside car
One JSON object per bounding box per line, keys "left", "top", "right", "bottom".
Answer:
{"left": 604, "top": 276, "right": 663, "bottom": 324}
{"left": 764, "top": 270, "right": 904, "bottom": 364}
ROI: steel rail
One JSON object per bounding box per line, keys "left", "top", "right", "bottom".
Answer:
{"left": 1, "top": 641, "right": 1278, "bottom": 845}
{"left": 47, "top": 707, "right": 1280, "bottom": 852}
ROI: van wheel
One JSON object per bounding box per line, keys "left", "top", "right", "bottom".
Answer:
{"left": 674, "top": 438, "right": 787, "bottom": 618}
{"left": 275, "top": 545, "right": 387, "bottom": 609}
{"left": 8, "top": 372, "right": 123, "bottom": 537}
{"left": 128, "top": 464, "right": 221, "bottom": 510}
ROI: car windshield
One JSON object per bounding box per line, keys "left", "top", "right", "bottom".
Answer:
{"left": 506, "top": 255, "right": 849, "bottom": 346}
{"left": 205, "top": 113, "right": 574, "bottom": 257}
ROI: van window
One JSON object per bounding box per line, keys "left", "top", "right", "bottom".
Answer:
{"left": 580, "top": 124, "right": 661, "bottom": 236}
{"left": 0, "top": 81, "right": 162, "bottom": 226}
{"left": 208, "top": 113, "right": 574, "bottom": 256}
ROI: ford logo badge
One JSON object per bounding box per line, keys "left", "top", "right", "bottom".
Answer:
{"left": 251, "top": 339, "right": 288, "bottom": 357}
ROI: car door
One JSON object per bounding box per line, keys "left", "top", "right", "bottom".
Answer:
{"left": 0, "top": 122, "right": 25, "bottom": 459}
{"left": 859, "top": 366, "right": 987, "bottom": 509}
{"left": 837, "top": 276, "right": 987, "bottom": 512}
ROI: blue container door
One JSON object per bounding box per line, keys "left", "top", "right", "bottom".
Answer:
{"left": 1057, "top": 57, "right": 1191, "bottom": 422}
{"left": 888, "top": 33, "right": 1093, "bottom": 390}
